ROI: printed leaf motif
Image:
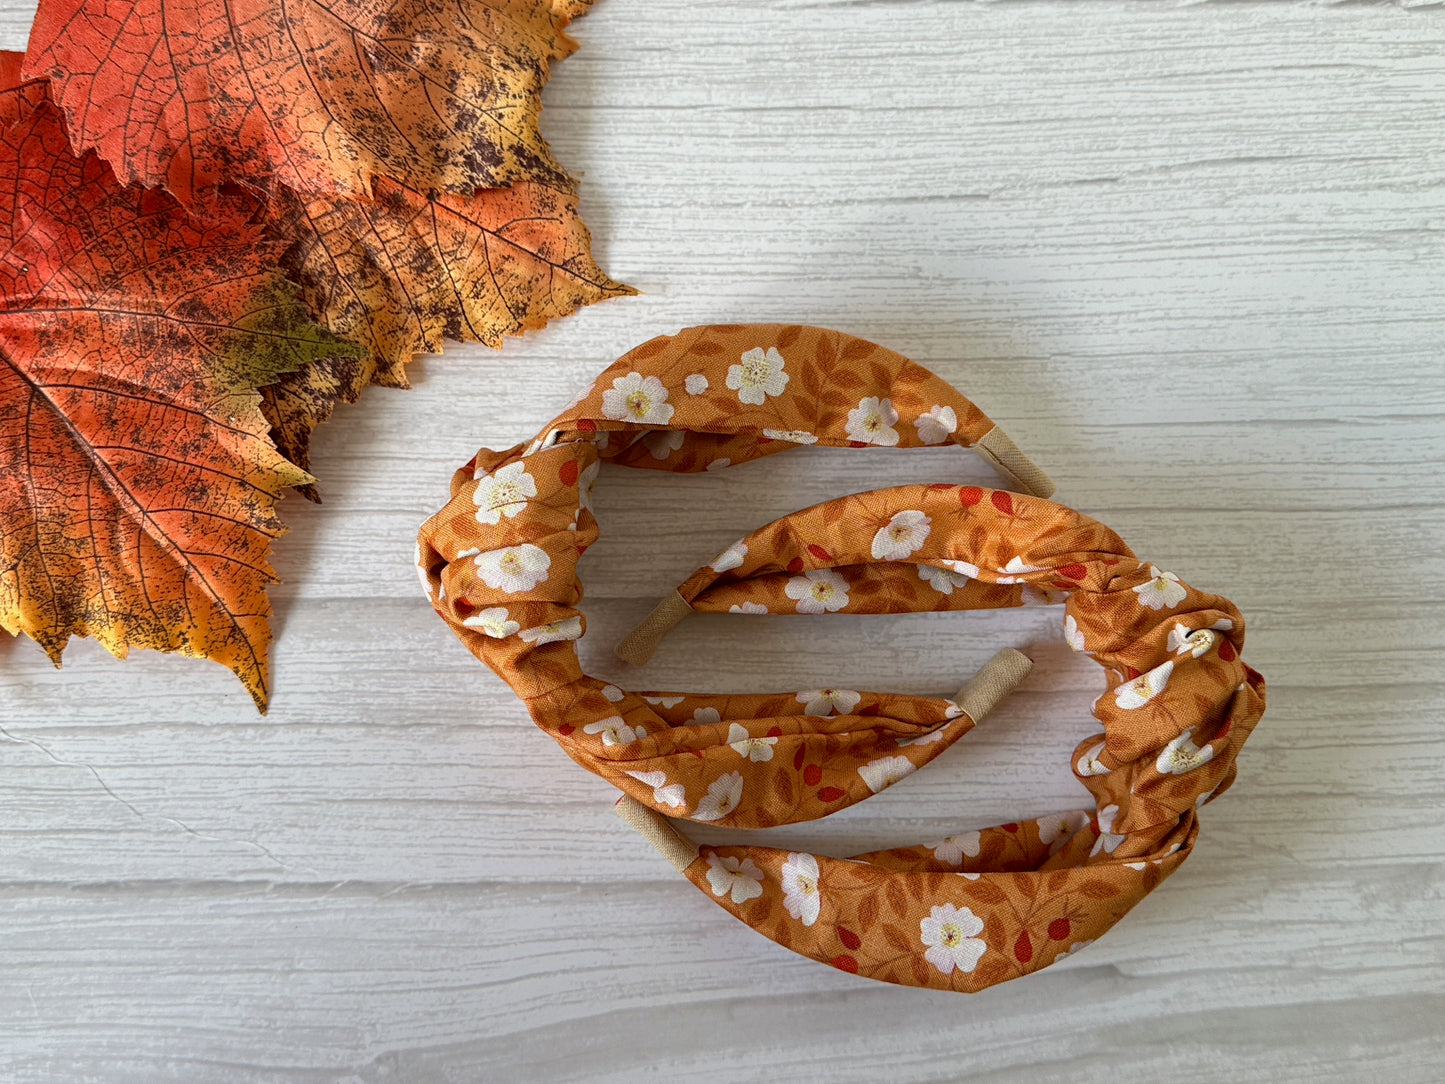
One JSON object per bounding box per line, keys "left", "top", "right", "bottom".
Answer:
{"left": 24, "top": 0, "right": 593, "bottom": 204}
{"left": 260, "top": 178, "right": 634, "bottom": 484}
{"left": 0, "top": 66, "right": 361, "bottom": 709}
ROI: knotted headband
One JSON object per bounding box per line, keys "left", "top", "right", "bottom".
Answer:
{"left": 416, "top": 324, "right": 1266, "bottom": 992}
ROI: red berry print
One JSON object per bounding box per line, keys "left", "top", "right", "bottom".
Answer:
{"left": 1014, "top": 930, "right": 1034, "bottom": 963}
{"left": 576, "top": 418, "right": 597, "bottom": 431}
{"left": 793, "top": 746, "right": 807, "bottom": 771}
{"left": 559, "top": 459, "right": 579, "bottom": 486}
{"left": 558, "top": 724, "right": 575, "bottom": 736}
{"left": 958, "top": 486, "right": 983, "bottom": 507}
{"left": 1002, "top": 822, "right": 1019, "bottom": 833}
{"left": 817, "top": 787, "right": 846, "bottom": 802}
{"left": 787, "top": 557, "right": 805, "bottom": 573}
{"left": 990, "top": 491, "right": 1014, "bottom": 515}
{"left": 1219, "top": 638, "right": 1237, "bottom": 661}
{"left": 838, "top": 927, "right": 862, "bottom": 951}
{"left": 1057, "top": 563, "right": 1087, "bottom": 581}
{"left": 807, "top": 544, "right": 834, "bottom": 562}
{"left": 1048, "top": 918, "right": 1070, "bottom": 941}
{"left": 766, "top": 726, "right": 783, "bottom": 737}
{"left": 831, "top": 954, "right": 859, "bottom": 974}
{"left": 803, "top": 764, "right": 823, "bottom": 786}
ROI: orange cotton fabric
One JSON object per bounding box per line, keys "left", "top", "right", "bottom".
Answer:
{"left": 416, "top": 324, "right": 1266, "bottom": 992}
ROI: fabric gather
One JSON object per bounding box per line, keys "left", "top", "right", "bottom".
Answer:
{"left": 416, "top": 323, "right": 1266, "bottom": 992}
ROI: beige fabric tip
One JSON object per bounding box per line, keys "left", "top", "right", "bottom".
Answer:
{"left": 954, "top": 647, "right": 1034, "bottom": 724}
{"left": 976, "top": 427, "right": 1056, "bottom": 499}
{"left": 615, "top": 796, "right": 699, "bottom": 873}
{"left": 615, "top": 590, "right": 692, "bottom": 665}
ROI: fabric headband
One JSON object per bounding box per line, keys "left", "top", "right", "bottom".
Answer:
{"left": 416, "top": 324, "right": 1266, "bottom": 992}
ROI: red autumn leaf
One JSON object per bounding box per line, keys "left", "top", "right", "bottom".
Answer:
{"left": 838, "top": 927, "right": 862, "bottom": 951}
{"left": 24, "top": 0, "right": 595, "bottom": 204}
{"left": 957, "top": 485, "right": 983, "bottom": 507}
{"left": 830, "top": 954, "right": 859, "bottom": 974}
{"left": 817, "top": 786, "right": 847, "bottom": 802}
{"left": 0, "top": 64, "right": 359, "bottom": 709}
{"left": 259, "top": 178, "right": 633, "bottom": 492}
{"left": 1048, "top": 918, "right": 1071, "bottom": 941}
{"left": 787, "top": 556, "right": 805, "bottom": 573}
{"left": 1057, "top": 563, "right": 1088, "bottom": 581}
{"left": 806, "top": 544, "right": 833, "bottom": 562}
{"left": 793, "top": 745, "right": 806, "bottom": 771}
{"left": 803, "top": 764, "right": 823, "bottom": 786}
{"left": 1219, "top": 637, "right": 1237, "bottom": 661}
{"left": 990, "top": 491, "right": 1014, "bottom": 515}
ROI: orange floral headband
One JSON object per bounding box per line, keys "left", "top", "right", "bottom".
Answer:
{"left": 416, "top": 324, "right": 1265, "bottom": 992}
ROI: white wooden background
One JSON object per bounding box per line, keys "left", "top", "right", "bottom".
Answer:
{"left": 2, "top": 2, "right": 1443, "bottom": 1080}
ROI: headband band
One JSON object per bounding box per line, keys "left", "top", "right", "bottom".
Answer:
{"left": 416, "top": 324, "right": 1265, "bottom": 991}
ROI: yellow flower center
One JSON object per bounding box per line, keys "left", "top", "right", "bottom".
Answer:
{"left": 499, "top": 551, "right": 522, "bottom": 574}
{"left": 489, "top": 480, "right": 520, "bottom": 509}
{"left": 741, "top": 356, "right": 769, "bottom": 384}
{"left": 626, "top": 390, "right": 652, "bottom": 416}
{"left": 941, "top": 923, "right": 961, "bottom": 947}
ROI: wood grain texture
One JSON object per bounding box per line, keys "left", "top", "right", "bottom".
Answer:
{"left": 1, "top": 1, "right": 1443, "bottom": 1080}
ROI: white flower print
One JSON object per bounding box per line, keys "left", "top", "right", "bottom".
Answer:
{"left": 914, "top": 404, "right": 958, "bottom": 445}
{"left": 943, "top": 700, "right": 965, "bottom": 720}
{"left": 473, "top": 544, "right": 551, "bottom": 593}
{"left": 705, "top": 458, "right": 731, "bottom": 471}
{"left": 729, "top": 601, "right": 768, "bottom": 614}
{"left": 704, "top": 852, "right": 765, "bottom": 904}
{"left": 601, "top": 684, "right": 625, "bottom": 702}
{"left": 928, "top": 832, "right": 981, "bottom": 865}
{"left": 763, "top": 428, "right": 818, "bottom": 444}
{"left": 472, "top": 461, "right": 537, "bottom": 525}
{"left": 1064, "top": 614, "right": 1086, "bottom": 652}
{"left": 414, "top": 542, "right": 434, "bottom": 599}
{"left": 1075, "top": 741, "right": 1110, "bottom": 776}
{"left": 600, "top": 371, "right": 675, "bottom": 424}
{"left": 710, "top": 540, "right": 748, "bottom": 573}
{"left": 690, "top": 707, "right": 722, "bottom": 726}
{"left": 583, "top": 716, "right": 643, "bottom": 747}
{"left": 693, "top": 772, "right": 745, "bottom": 821}
{"left": 1156, "top": 730, "right": 1215, "bottom": 775}
{"left": 462, "top": 606, "right": 519, "bottom": 639}
{"left": 1091, "top": 804, "right": 1126, "bottom": 856}
{"left": 1114, "top": 660, "right": 1174, "bottom": 710}
{"left": 858, "top": 755, "right": 917, "bottom": 793}
{"left": 845, "top": 396, "right": 900, "bottom": 446}
{"left": 871, "top": 510, "right": 932, "bottom": 560}
{"left": 576, "top": 459, "right": 600, "bottom": 516}
{"left": 780, "top": 852, "right": 822, "bottom": 926}
{"left": 997, "top": 556, "right": 1046, "bottom": 584}
{"left": 625, "top": 769, "right": 686, "bottom": 809}
{"left": 1037, "top": 810, "right": 1091, "bottom": 854}
{"left": 784, "top": 569, "right": 850, "bottom": 613}
{"left": 920, "top": 903, "right": 987, "bottom": 975}
{"left": 727, "top": 347, "right": 790, "bottom": 405}
{"left": 641, "top": 429, "right": 685, "bottom": 460}
{"left": 1168, "top": 622, "right": 1217, "bottom": 658}
{"left": 519, "top": 616, "right": 583, "bottom": 645}
{"left": 684, "top": 373, "right": 709, "bottom": 395}
{"left": 1054, "top": 940, "right": 1094, "bottom": 961}
{"left": 919, "top": 563, "right": 971, "bottom": 595}
{"left": 796, "top": 688, "right": 862, "bottom": 716}
{"left": 1133, "top": 565, "right": 1187, "bottom": 610}
{"left": 937, "top": 558, "right": 982, "bottom": 579}
{"left": 727, "top": 722, "right": 777, "bottom": 762}
{"left": 642, "top": 695, "right": 685, "bottom": 708}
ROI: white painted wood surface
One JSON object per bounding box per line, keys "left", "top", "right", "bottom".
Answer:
{"left": 2, "top": 2, "right": 1443, "bottom": 1079}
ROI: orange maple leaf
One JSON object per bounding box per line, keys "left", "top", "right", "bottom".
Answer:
{"left": 259, "top": 177, "right": 635, "bottom": 490}
{"left": 0, "top": 63, "right": 362, "bottom": 709}
{"left": 23, "top": 0, "right": 593, "bottom": 205}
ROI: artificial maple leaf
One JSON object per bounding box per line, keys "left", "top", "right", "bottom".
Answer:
{"left": 23, "top": 0, "right": 593, "bottom": 206}
{"left": 259, "top": 177, "right": 635, "bottom": 492}
{"left": 0, "top": 62, "right": 362, "bottom": 710}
